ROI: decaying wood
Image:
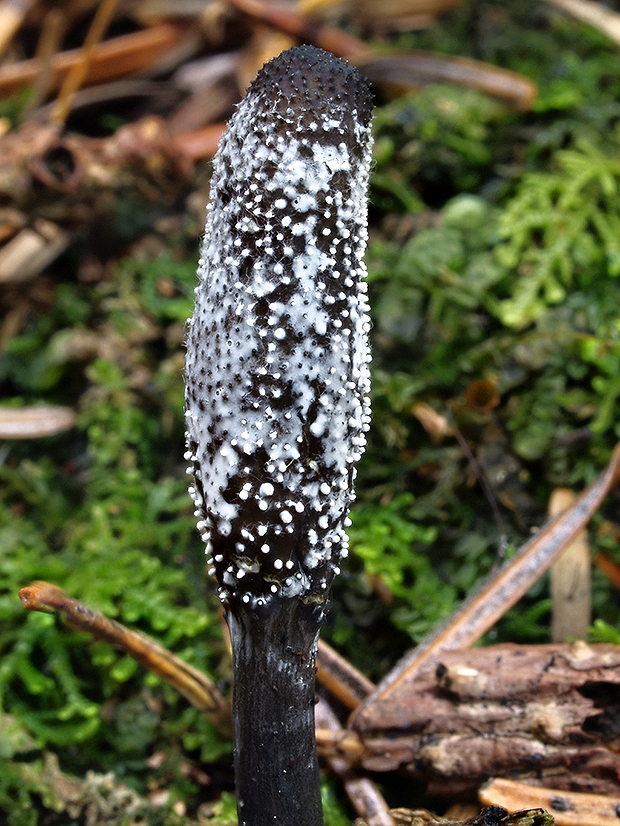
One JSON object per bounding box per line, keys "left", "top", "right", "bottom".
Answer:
{"left": 18, "top": 442, "right": 620, "bottom": 807}
{"left": 356, "top": 641, "right": 620, "bottom": 796}
{"left": 33, "top": 577, "right": 620, "bottom": 803}
{"left": 351, "top": 443, "right": 620, "bottom": 733}
{"left": 345, "top": 448, "right": 620, "bottom": 797}
{"left": 480, "top": 778, "right": 620, "bottom": 826}
{"left": 317, "top": 697, "right": 396, "bottom": 826}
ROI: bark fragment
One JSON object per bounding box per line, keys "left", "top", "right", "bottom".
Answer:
{"left": 355, "top": 642, "right": 620, "bottom": 796}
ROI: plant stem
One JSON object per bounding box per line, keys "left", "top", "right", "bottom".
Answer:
{"left": 227, "top": 597, "right": 325, "bottom": 826}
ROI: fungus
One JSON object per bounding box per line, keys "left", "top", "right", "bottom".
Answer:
{"left": 185, "top": 45, "right": 373, "bottom": 826}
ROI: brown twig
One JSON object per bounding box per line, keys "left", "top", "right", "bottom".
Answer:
{"left": 0, "top": 23, "right": 192, "bottom": 98}
{"left": 317, "top": 638, "right": 375, "bottom": 710}
{"left": 15, "top": 581, "right": 378, "bottom": 747}
{"left": 18, "top": 581, "right": 233, "bottom": 737}
{"left": 355, "top": 52, "right": 538, "bottom": 110}
{"left": 50, "top": 0, "right": 122, "bottom": 125}
{"left": 480, "top": 778, "right": 620, "bottom": 826}
{"left": 351, "top": 442, "right": 620, "bottom": 730}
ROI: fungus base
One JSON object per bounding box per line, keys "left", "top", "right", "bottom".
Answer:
{"left": 227, "top": 597, "right": 326, "bottom": 826}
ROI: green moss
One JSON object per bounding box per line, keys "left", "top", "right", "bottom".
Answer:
{"left": 0, "top": 243, "right": 230, "bottom": 795}
{"left": 372, "top": 85, "right": 512, "bottom": 210}
{"left": 493, "top": 140, "right": 620, "bottom": 328}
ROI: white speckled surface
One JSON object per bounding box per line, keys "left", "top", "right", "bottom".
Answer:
{"left": 185, "top": 46, "right": 373, "bottom": 609}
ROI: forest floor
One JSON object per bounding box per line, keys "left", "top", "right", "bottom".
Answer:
{"left": 1, "top": 0, "right": 620, "bottom": 824}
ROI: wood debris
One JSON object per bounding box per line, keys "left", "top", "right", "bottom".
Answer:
{"left": 0, "top": 218, "right": 69, "bottom": 282}
{"left": 357, "top": 641, "right": 620, "bottom": 796}
{"left": 351, "top": 444, "right": 620, "bottom": 733}
{"left": 549, "top": 489, "right": 591, "bottom": 643}
{"left": 384, "top": 804, "right": 553, "bottom": 826}
{"left": 480, "top": 778, "right": 620, "bottom": 826}
{"left": 0, "top": 405, "right": 76, "bottom": 438}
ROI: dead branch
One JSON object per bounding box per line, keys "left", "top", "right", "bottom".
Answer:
{"left": 357, "top": 641, "right": 620, "bottom": 797}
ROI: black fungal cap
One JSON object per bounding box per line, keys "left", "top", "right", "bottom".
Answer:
{"left": 248, "top": 45, "right": 373, "bottom": 133}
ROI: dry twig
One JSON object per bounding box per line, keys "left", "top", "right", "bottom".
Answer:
{"left": 0, "top": 405, "right": 76, "bottom": 438}
{"left": 549, "top": 489, "right": 591, "bottom": 642}
{"left": 545, "top": 0, "right": 620, "bottom": 46}
{"left": 18, "top": 581, "right": 233, "bottom": 736}
{"left": 351, "top": 442, "right": 620, "bottom": 732}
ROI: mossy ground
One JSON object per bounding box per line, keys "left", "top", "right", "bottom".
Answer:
{"left": 1, "top": 1, "right": 620, "bottom": 822}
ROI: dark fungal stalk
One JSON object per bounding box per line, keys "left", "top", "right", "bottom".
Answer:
{"left": 185, "top": 45, "right": 373, "bottom": 826}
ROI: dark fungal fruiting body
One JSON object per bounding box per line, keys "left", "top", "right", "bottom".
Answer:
{"left": 185, "top": 45, "right": 373, "bottom": 611}
{"left": 185, "top": 45, "right": 372, "bottom": 826}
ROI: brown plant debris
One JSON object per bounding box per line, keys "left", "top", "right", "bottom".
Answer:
{"left": 356, "top": 641, "right": 620, "bottom": 796}
{"left": 480, "top": 778, "right": 620, "bottom": 826}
